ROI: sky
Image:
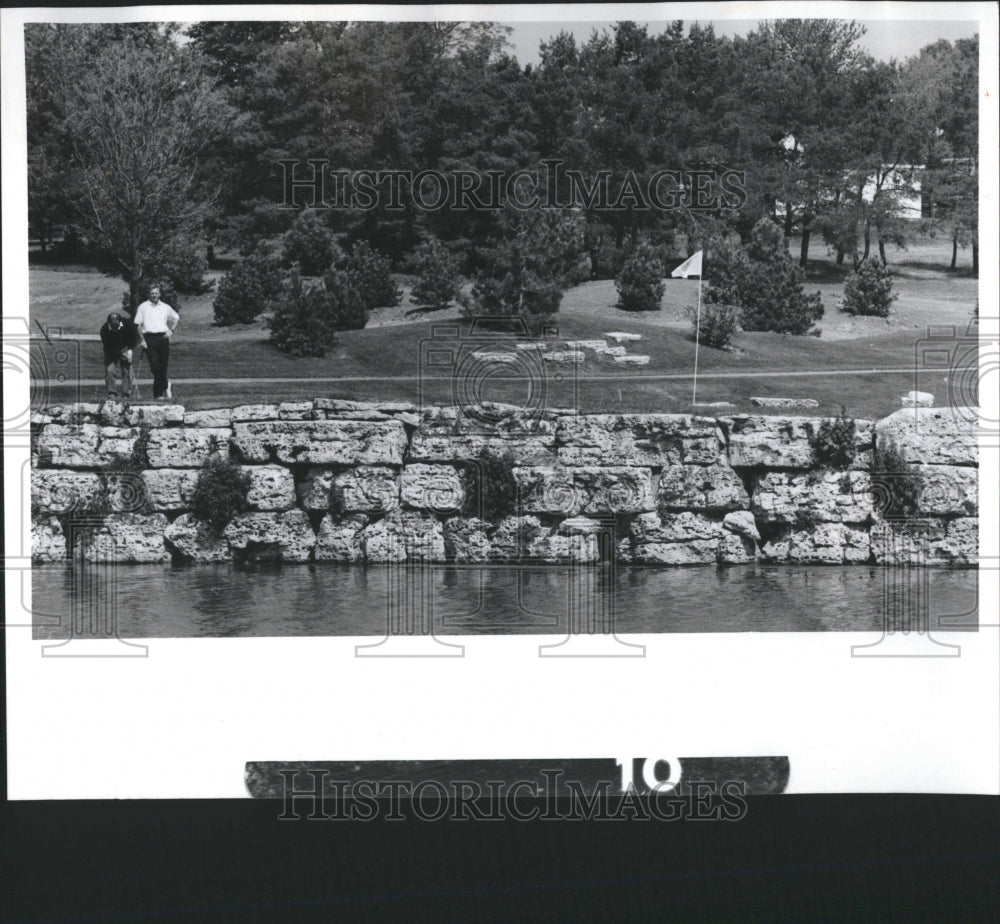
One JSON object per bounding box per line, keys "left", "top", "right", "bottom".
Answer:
{"left": 505, "top": 18, "right": 981, "bottom": 65}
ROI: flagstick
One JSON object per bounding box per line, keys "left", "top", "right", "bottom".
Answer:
{"left": 692, "top": 272, "right": 702, "bottom": 406}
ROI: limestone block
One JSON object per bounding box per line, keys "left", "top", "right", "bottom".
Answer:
{"left": 32, "top": 516, "right": 66, "bottom": 562}
{"left": 941, "top": 517, "right": 978, "bottom": 564}
{"left": 630, "top": 538, "right": 720, "bottom": 565}
{"left": 296, "top": 467, "right": 399, "bottom": 514}
{"left": 34, "top": 424, "right": 102, "bottom": 468}
{"left": 870, "top": 517, "right": 976, "bottom": 565}
{"left": 544, "top": 350, "right": 585, "bottom": 363}
{"left": 48, "top": 403, "right": 101, "bottom": 424}
{"left": 525, "top": 532, "right": 599, "bottom": 563}
{"left": 613, "top": 354, "right": 650, "bottom": 365}
{"left": 278, "top": 401, "right": 316, "bottom": 420}
{"left": 915, "top": 465, "right": 978, "bottom": 516}
{"left": 147, "top": 428, "right": 231, "bottom": 467}
{"left": 104, "top": 471, "right": 151, "bottom": 514}
{"left": 362, "top": 511, "right": 445, "bottom": 562}
{"left": 443, "top": 516, "right": 491, "bottom": 563}
{"left": 99, "top": 400, "right": 127, "bottom": 426}
{"left": 605, "top": 332, "right": 642, "bottom": 343}
{"left": 658, "top": 461, "right": 750, "bottom": 512}
{"left": 558, "top": 516, "right": 604, "bottom": 535}
{"left": 314, "top": 398, "right": 416, "bottom": 416}
{"left": 752, "top": 471, "right": 873, "bottom": 524}
{"left": 409, "top": 405, "right": 559, "bottom": 465}
{"left": 333, "top": 466, "right": 399, "bottom": 514}
{"left": 489, "top": 516, "right": 549, "bottom": 561}
{"left": 723, "top": 510, "right": 761, "bottom": 542}
{"left": 314, "top": 514, "right": 369, "bottom": 562}
{"left": 515, "top": 466, "right": 655, "bottom": 515}
{"left": 875, "top": 406, "right": 977, "bottom": 466}
{"left": 244, "top": 465, "right": 297, "bottom": 511}
{"left": 555, "top": 414, "right": 722, "bottom": 467}
{"left": 97, "top": 427, "right": 140, "bottom": 464}
{"left": 630, "top": 511, "right": 725, "bottom": 544}
{"left": 83, "top": 514, "right": 171, "bottom": 563}
{"left": 750, "top": 397, "right": 819, "bottom": 409}
{"left": 32, "top": 470, "right": 102, "bottom": 514}
{"left": 142, "top": 469, "right": 199, "bottom": 511}
{"left": 471, "top": 351, "right": 518, "bottom": 364}
{"left": 718, "top": 532, "right": 757, "bottom": 564}
{"left": 901, "top": 391, "right": 934, "bottom": 407}
{"left": 231, "top": 404, "right": 281, "bottom": 421}
{"left": 401, "top": 464, "right": 466, "bottom": 513}
{"left": 124, "top": 404, "right": 185, "bottom": 427}
{"left": 224, "top": 510, "right": 317, "bottom": 563}
{"left": 726, "top": 416, "right": 874, "bottom": 469}
{"left": 164, "top": 513, "right": 231, "bottom": 562}
{"left": 409, "top": 432, "right": 558, "bottom": 466}
{"left": 184, "top": 408, "right": 233, "bottom": 427}
{"left": 232, "top": 420, "right": 407, "bottom": 466}
{"left": 762, "top": 523, "right": 870, "bottom": 563}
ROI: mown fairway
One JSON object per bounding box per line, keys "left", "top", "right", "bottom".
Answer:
{"left": 29, "top": 234, "right": 979, "bottom": 418}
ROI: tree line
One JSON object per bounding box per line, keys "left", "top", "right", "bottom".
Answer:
{"left": 26, "top": 19, "right": 979, "bottom": 319}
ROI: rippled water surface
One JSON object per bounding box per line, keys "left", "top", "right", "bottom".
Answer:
{"left": 30, "top": 563, "right": 978, "bottom": 638}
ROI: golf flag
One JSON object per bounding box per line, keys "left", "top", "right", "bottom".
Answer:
{"left": 671, "top": 250, "right": 703, "bottom": 278}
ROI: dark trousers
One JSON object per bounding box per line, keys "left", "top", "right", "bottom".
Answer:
{"left": 144, "top": 333, "right": 170, "bottom": 398}
{"left": 103, "top": 350, "right": 133, "bottom": 398}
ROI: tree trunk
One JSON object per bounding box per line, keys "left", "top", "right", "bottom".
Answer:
{"left": 784, "top": 205, "right": 794, "bottom": 238}
{"left": 972, "top": 238, "right": 979, "bottom": 275}
{"left": 951, "top": 230, "right": 958, "bottom": 270}
{"left": 878, "top": 238, "right": 887, "bottom": 267}
{"left": 862, "top": 221, "right": 871, "bottom": 264}
{"left": 799, "top": 226, "right": 811, "bottom": 268}
{"left": 836, "top": 246, "right": 845, "bottom": 266}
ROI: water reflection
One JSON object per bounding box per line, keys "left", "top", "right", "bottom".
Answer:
{"left": 31, "top": 562, "right": 978, "bottom": 639}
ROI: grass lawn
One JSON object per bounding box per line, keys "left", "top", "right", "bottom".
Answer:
{"left": 30, "top": 230, "right": 979, "bottom": 417}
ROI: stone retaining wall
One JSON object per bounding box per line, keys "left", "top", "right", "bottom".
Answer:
{"left": 30, "top": 400, "right": 978, "bottom": 566}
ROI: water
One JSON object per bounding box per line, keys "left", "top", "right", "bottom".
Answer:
{"left": 30, "top": 563, "right": 978, "bottom": 638}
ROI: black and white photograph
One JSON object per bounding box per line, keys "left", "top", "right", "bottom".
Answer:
{"left": 3, "top": 3, "right": 998, "bottom": 803}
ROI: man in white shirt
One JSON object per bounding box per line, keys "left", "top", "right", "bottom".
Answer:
{"left": 134, "top": 285, "right": 179, "bottom": 400}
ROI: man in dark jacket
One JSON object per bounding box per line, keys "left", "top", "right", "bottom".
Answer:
{"left": 100, "top": 312, "right": 137, "bottom": 399}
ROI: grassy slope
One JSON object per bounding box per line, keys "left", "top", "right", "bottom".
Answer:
{"left": 30, "top": 233, "right": 978, "bottom": 417}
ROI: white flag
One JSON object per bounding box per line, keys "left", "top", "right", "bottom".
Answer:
{"left": 671, "top": 250, "right": 703, "bottom": 278}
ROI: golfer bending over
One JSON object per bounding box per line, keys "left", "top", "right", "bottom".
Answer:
{"left": 100, "top": 312, "right": 138, "bottom": 400}
{"left": 134, "top": 285, "right": 179, "bottom": 400}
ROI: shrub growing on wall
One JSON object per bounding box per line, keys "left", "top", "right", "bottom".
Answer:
{"left": 840, "top": 260, "right": 898, "bottom": 317}
{"left": 190, "top": 449, "right": 251, "bottom": 533}
{"left": 615, "top": 241, "right": 666, "bottom": 311}
{"left": 463, "top": 448, "right": 517, "bottom": 522}
{"left": 871, "top": 437, "right": 922, "bottom": 518}
{"left": 809, "top": 409, "right": 857, "bottom": 470}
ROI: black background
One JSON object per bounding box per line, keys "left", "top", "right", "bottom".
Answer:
{"left": 3, "top": 790, "right": 999, "bottom": 921}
